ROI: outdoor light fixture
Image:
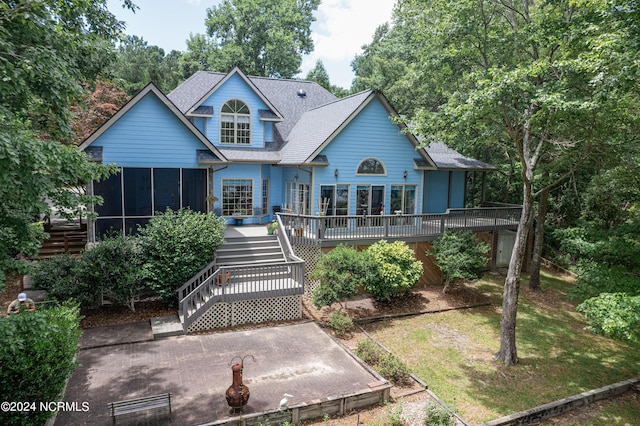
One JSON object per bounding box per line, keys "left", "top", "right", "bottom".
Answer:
{"left": 403, "top": 170, "right": 408, "bottom": 179}
{"left": 334, "top": 168, "right": 339, "bottom": 178}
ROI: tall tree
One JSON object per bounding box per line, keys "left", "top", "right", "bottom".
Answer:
{"left": 204, "top": 0, "right": 321, "bottom": 77}
{"left": 305, "top": 60, "right": 349, "bottom": 97}
{"left": 0, "top": 0, "right": 133, "bottom": 139}
{"left": 0, "top": 0, "right": 127, "bottom": 282}
{"left": 69, "top": 79, "right": 129, "bottom": 146}
{"left": 111, "top": 35, "right": 168, "bottom": 95}
{"left": 398, "top": 0, "right": 637, "bottom": 365}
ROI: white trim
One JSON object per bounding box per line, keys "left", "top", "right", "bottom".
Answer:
{"left": 355, "top": 157, "right": 387, "bottom": 176}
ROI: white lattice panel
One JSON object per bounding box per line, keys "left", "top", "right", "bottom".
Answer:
{"left": 188, "top": 302, "right": 230, "bottom": 333}
{"left": 187, "top": 296, "right": 302, "bottom": 332}
{"left": 293, "top": 244, "right": 322, "bottom": 295}
{"left": 231, "top": 295, "right": 301, "bottom": 326}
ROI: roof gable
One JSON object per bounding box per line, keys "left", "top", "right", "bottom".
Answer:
{"left": 280, "top": 91, "right": 437, "bottom": 167}
{"left": 178, "top": 67, "right": 284, "bottom": 121}
{"left": 79, "top": 83, "right": 227, "bottom": 164}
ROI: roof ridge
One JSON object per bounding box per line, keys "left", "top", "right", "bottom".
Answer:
{"left": 306, "top": 89, "right": 373, "bottom": 112}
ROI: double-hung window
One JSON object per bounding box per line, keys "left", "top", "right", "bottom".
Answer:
{"left": 220, "top": 99, "right": 250, "bottom": 144}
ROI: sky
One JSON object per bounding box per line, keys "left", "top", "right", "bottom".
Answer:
{"left": 106, "top": 0, "right": 396, "bottom": 89}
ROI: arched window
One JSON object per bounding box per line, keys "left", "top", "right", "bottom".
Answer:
{"left": 220, "top": 99, "right": 250, "bottom": 144}
{"left": 356, "top": 158, "right": 386, "bottom": 175}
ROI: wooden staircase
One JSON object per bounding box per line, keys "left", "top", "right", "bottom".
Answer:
{"left": 215, "top": 235, "right": 286, "bottom": 266}
{"left": 38, "top": 221, "right": 87, "bottom": 259}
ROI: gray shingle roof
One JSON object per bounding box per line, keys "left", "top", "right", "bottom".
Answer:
{"left": 168, "top": 71, "right": 337, "bottom": 144}
{"left": 424, "top": 142, "right": 495, "bottom": 170}
{"left": 167, "top": 70, "right": 491, "bottom": 171}
{"left": 280, "top": 91, "right": 373, "bottom": 164}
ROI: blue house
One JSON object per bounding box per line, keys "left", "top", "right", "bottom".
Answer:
{"left": 79, "top": 67, "right": 501, "bottom": 241}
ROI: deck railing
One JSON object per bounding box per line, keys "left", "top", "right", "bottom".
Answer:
{"left": 179, "top": 261, "right": 305, "bottom": 331}
{"left": 279, "top": 206, "right": 521, "bottom": 245}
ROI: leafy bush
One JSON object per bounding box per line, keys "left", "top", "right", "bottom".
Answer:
{"left": 355, "top": 338, "right": 385, "bottom": 365}
{"left": 0, "top": 302, "right": 82, "bottom": 426}
{"left": 355, "top": 338, "right": 411, "bottom": 385}
{"left": 577, "top": 293, "right": 640, "bottom": 342}
{"left": 365, "top": 240, "right": 423, "bottom": 302}
{"left": 78, "top": 235, "right": 143, "bottom": 311}
{"left": 377, "top": 353, "right": 412, "bottom": 385}
{"left": 137, "top": 209, "right": 226, "bottom": 304}
{"left": 570, "top": 261, "right": 640, "bottom": 302}
{"left": 311, "top": 245, "right": 376, "bottom": 308}
{"left": 430, "top": 230, "right": 489, "bottom": 292}
{"left": 327, "top": 311, "right": 353, "bottom": 336}
{"left": 424, "top": 402, "right": 456, "bottom": 426}
{"left": 31, "top": 254, "right": 101, "bottom": 307}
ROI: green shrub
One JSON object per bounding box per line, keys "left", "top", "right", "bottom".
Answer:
{"left": 365, "top": 240, "right": 423, "bottom": 302}
{"left": 431, "top": 230, "right": 489, "bottom": 292}
{"left": 31, "top": 254, "right": 101, "bottom": 307}
{"left": 424, "top": 402, "right": 456, "bottom": 426}
{"left": 311, "top": 245, "right": 376, "bottom": 308}
{"left": 0, "top": 302, "right": 82, "bottom": 426}
{"left": 377, "top": 353, "right": 412, "bottom": 385}
{"left": 327, "top": 311, "right": 353, "bottom": 336}
{"left": 355, "top": 338, "right": 385, "bottom": 365}
{"left": 386, "top": 404, "right": 404, "bottom": 426}
{"left": 570, "top": 261, "right": 640, "bottom": 302}
{"left": 78, "top": 235, "right": 143, "bottom": 311}
{"left": 137, "top": 209, "right": 226, "bottom": 304}
{"left": 577, "top": 293, "right": 640, "bottom": 342}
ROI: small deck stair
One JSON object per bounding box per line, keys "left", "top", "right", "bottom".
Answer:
{"left": 38, "top": 221, "right": 87, "bottom": 259}
{"left": 215, "top": 235, "right": 285, "bottom": 266}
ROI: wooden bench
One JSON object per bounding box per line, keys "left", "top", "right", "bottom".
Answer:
{"left": 108, "top": 393, "right": 172, "bottom": 424}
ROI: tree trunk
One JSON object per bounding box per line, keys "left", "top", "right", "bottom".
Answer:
{"left": 496, "top": 189, "right": 534, "bottom": 366}
{"left": 529, "top": 186, "right": 549, "bottom": 290}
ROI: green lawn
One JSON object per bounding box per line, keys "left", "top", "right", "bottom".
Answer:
{"left": 362, "top": 271, "right": 640, "bottom": 424}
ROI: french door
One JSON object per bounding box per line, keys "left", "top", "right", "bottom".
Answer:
{"left": 356, "top": 185, "right": 384, "bottom": 215}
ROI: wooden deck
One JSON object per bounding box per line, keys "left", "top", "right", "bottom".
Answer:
{"left": 280, "top": 207, "right": 521, "bottom": 246}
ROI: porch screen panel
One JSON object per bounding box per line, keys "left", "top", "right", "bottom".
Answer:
{"left": 153, "top": 168, "right": 180, "bottom": 212}
{"left": 94, "top": 172, "right": 122, "bottom": 216}
{"left": 95, "top": 218, "right": 122, "bottom": 237}
{"left": 182, "top": 168, "right": 207, "bottom": 212}
{"left": 123, "top": 168, "right": 152, "bottom": 216}
{"left": 125, "top": 218, "right": 149, "bottom": 236}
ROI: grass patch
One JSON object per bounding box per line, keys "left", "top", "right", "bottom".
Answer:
{"left": 363, "top": 270, "right": 640, "bottom": 424}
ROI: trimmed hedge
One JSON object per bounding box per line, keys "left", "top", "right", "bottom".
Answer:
{"left": 0, "top": 303, "right": 82, "bottom": 426}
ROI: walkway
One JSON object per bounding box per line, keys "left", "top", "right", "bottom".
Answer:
{"left": 56, "top": 321, "right": 385, "bottom": 425}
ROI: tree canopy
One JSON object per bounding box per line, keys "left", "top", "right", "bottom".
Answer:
{"left": 0, "top": 0, "right": 126, "bottom": 283}
{"left": 203, "top": 0, "right": 321, "bottom": 78}
{"left": 389, "top": 0, "right": 640, "bottom": 365}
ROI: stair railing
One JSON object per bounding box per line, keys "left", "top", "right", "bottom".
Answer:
{"left": 275, "top": 213, "right": 304, "bottom": 263}
{"left": 176, "top": 255, "right": 218, "bottom": 305}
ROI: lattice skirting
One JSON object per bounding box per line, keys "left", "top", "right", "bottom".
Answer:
{"left": 293, "top": 243, "right": 322, "bottom": 295}
{"left": 187, "top": 295, "right": 302, "bottom": 333}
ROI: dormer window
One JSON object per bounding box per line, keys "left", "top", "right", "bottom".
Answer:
{"left": 357, "top": 158, "right": 386, "bottom": 175}
{"left": 220, "top": 99, "right": 250, "bottom": 144}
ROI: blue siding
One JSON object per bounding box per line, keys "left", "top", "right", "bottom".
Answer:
{"left": 201, "top": 74, "right": 268, "bottom": 148}
{"left": 93, "top": 93, "right": 209, "bottom": 168}
{"left": 450, "top": 171, "right": 466, "bottom": 208}
{"left": 314, "top": 99, "right": 423, "bottom": 215}
{"left": 213, "top": 164, "right": 263, "bottom": 225}
{"left": 425, "top": 171, "right": 449, "bottom": 213}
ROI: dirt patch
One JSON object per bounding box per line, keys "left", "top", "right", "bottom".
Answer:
{"left": 302, "top": 282, "right": 492, "bottom": 325}
{"left": 79, "top": 299, "right": 176, "bottom": 328}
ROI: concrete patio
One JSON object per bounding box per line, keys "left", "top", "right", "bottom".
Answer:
{"left": 55, "top": 321, "right": 388, "bottom": 425}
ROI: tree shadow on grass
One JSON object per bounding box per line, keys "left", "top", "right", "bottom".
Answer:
{"left": 358, "top": 271, "right": 640, "bottom": 423}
